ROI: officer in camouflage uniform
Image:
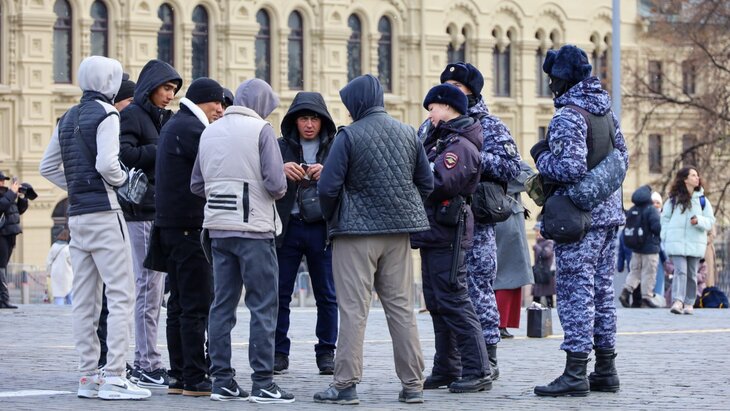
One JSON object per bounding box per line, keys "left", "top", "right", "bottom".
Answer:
{"left": 530, "top": 45, "right": 628, "bottom": 397}
{"left": 420, "top": 62, "right": 521, "bottom": 381}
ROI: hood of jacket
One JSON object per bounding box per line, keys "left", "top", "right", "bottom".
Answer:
{"left": 554, "top": 76, "right": 611, "bottom": 116}
{"left": 233, "top": 79, "right": 280, "bottom": 119}
{"left": 339, "top": 74, "right": 385, "bottom": 121}
{"left": 631, "top": 184, "right": 653, "bottom": 206}
{"left": 280, "top": 92, "right": 336, "bottom": 142}
{"left": 133, "top": 59, "right": 182, "bottom": 106}
{"left": 78, "top": 56, "right": 123, "bottom": 101}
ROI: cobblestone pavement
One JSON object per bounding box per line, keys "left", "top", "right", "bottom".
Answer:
{"left": 1, "top": 304, "right": 729, "bottom": 410}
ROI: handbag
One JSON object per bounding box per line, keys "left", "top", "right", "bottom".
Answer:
{"left": 470, "top": 181, "right": 511, "bottom": 224}
{"left": 297, "top": 181, "right": 324, "bottom": 223}
{"left": 541, "top": 195, "right": 591, "bottom": 244}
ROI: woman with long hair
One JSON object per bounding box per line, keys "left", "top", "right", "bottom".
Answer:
{"left": 661, "top": 167, "right": 715, "bottom": 315}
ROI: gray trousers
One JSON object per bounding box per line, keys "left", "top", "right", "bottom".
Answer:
{"left": 69, "top": 210, "right": 134, "bottom": 376}
{"left": 127, "top": 220, "right": 165, "bottom": 372}
{"left": 331, "top": 234, "right": 425, "bottom": 392}
{"left": 208, "top": 237, "right": 278, "bottom": 389}
{"left": 670, "top": 255, "right": 700, "bottom": 306}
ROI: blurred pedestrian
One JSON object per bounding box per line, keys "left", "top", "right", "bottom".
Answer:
{"left": 47, "top": 229, "right": 73, "bottom": 305}
{"left": 0, "top": 171, "right": 28, "bottom": 309}
{"left": 532, "top": 222, "right": 555, "bottom": 308}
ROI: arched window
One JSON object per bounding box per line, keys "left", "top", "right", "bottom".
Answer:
{"left": 53, "top": 0, "right": 73, "bottom": 83}
{"left": 493, "top": 30, "right": 511, "bottom": 97}
{"left": 347, "top": 14, "right": 362, "bottom": 82}
{"left": 447, "top": 26, "right": 465, "bottom": 63}
{"left": 90, "top": 1, "right": 109, "bottom": 56}
{"left": 536, "top": 49, "right": 551, "bottom": 97}
{"left": 377, "top": 16, "right": 392, "bottom": 92}
{"left": 255, "top": 10, "right": 271, "bottom": 83}
{"left": 192, "top": 5, "right": 209, "bottom": 79}
{"left": 287, "top": 11, "right": 304, "bottom": 90}
{"left": 157, "top": 3, "right": 174, "bottom": 66}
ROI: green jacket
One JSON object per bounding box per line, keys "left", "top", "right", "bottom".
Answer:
{"left": 660, "top": 189, "right": 715, "bottom": 258}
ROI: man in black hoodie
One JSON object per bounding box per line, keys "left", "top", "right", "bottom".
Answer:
{"left": 274, "top": 92, "right": 338, "bottom": 376}
{"left": 119, "top": 59, "right": 182, "bottom": 391}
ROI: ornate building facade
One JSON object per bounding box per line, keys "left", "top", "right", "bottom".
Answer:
{"left": 1, "top": 0, "right": 651, "bottom": 267}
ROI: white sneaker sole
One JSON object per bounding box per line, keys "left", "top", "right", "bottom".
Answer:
{"left": 249, "top": 396, "right": 295, "bottom": 404}
{"left": 99, "top": 389, "right": 152, "bottom": 400}
{"left": 211, "top": 393, "right": 250, "bottom": 401}
{"left": 77, "top": 389, "right": 98, "bottom": 398}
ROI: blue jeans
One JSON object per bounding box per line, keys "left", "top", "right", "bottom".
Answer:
{"left": 208, "top": 237, "right": 278, "bottom": 389}
{"left": 275, "top": 218, "right": 337, "bottom": 356}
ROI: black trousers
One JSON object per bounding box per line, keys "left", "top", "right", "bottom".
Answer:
{"left": 0, "top": 235, "right": 17, "bottom": 303}
{"left": 161, "top": 228, "right": 213, "bottom": 384}
{"left": 421, "top": 247, "right": 489, "bottom": 379}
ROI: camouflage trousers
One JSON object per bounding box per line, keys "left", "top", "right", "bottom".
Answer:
{"left": 555, "top": 227, "right": 618, "bottom": 353}
{"left": 465, "top": 224, "right": 501, "bottom": 346}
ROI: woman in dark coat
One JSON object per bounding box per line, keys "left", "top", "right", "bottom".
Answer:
{"left": 532, "top": 221, "right": 556, "bottom": 307}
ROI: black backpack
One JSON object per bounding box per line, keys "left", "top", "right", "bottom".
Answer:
{"left": 623, "top": 206, "right": 646, "bottom": 251}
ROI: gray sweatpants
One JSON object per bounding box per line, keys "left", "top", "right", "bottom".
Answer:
{"left": 69, "top": 210, "right": 134, "bottom": 376}
{"left": 127, "top": 220, "right": 165, "bottom": 372}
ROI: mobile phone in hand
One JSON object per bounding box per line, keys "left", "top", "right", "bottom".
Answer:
{"left": 300, "top": 163, "right": 309, "bottom": 171}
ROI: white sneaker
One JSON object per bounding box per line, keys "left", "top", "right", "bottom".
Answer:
{"left": 683, "top": 304, "right": 694, "bottom": 315}
{"left": 670, "top": 300, "right": 683, "bottom": 315}
{"left": 78, "top": 374, "right": 101, "bottom": 398}
{"left": 99, "top": 375, "right": 152, "bottom": 400}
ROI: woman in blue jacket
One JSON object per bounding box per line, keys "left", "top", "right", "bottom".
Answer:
{"left": 661, "top": 167, "right": 715, "bottom": 315}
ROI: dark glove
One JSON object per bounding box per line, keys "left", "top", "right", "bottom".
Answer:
{"left": 530, "top": 139, "right": 550, "bottom": 163}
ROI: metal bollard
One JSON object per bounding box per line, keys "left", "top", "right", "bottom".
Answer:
{"left": 21, "top": 270, "right": 30, "bottom": 305}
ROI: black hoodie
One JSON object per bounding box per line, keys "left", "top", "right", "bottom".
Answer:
{"left": 628, "top": 184, "right": 662, "bottom": 254}
{"left": 119, "top": 59, "right": 182, "bottom": 221}
{"left": 275, "top": 92, "right": 336, "bottom": 244}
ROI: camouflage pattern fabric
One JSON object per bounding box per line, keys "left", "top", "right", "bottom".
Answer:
{"left": 555, "top": 227, "right": 618, "bottom": 353}
{"left": 465, "top": 224, "right": 500, "bottom": 346}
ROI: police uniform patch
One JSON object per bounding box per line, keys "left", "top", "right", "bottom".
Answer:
{"left": 503, "top": 142, "right": 518, "bottom": 157}
{"left": 551, "top": 139, "right": 563, "bottom": 156}
{"left": 444, "top": 152, "right": 459, "bottom": 169}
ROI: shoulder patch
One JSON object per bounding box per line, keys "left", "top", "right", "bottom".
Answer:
{"left": 503, "top": 142, "right": 518, "bottom": 157}
{"left": 444, "top": 152, "right": 459, "bottom": 169}
{"left": 551, "top": 139, "right": 563, "bottom": 156}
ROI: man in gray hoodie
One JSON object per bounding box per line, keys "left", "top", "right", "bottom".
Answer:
{"left": 190, "top": 79, "right": 293, "bottom": 403}
{"left": 40, "top": 56, "right": 150, "bottom": 400}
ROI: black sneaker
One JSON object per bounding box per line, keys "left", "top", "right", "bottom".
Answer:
{"left": 249, "top": 382, "right": 295, "bottom": 404}
{"left": 137, "top": 368, "right": 169, "bottom": 389}
{"left": 183, "top": 379, "right": 212, "bottom": 397}
{"left": 211, "top": 379, "right": 249, "bottom": 401}
{"left": 316, "top": 352, "right": 335, "bottom": 375}
{"left": 168, "top": 376, "right": 184, "bottom": 395}
{"left": 273, "top": 353, "right": 289, "bottom": 375}
{"left": 128, "top": 367, "right": 142, "bottom": 384}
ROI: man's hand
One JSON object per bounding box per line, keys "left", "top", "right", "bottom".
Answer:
{"left": 306, "top": 163, "right": 324, "bottom": 180}
{"left": 690, "top": 216, "right": 698, "bottom": 225}
{"left": 284, "top": 162, "right": 307, "bottom": 181}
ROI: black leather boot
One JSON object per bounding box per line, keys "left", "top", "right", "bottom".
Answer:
{"left": 618, "top": 288, "right": 631, "bottom": 308}
{"left": 449, "top": 374, "right": 492, "bottom": 393}
{"left": 589, "top": 347, "right": 620, "bottom": 392}
{"left": 486, "top": 344, "right": 499, "bottom": 381}
{"left": 423, "top": 374, "right": 459, "bottom": 389}
{"left": 534, "top": 351, "right": 590, "bottom": 397}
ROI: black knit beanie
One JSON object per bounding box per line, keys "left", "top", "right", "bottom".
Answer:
{"left": 186, "top": 77, "right": 225, "bottom": 104}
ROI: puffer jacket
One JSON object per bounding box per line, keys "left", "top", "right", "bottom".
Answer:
{"left": 410, "top": 116, "right": 482, "bottom": 249}
{"left": 318, "top": 74, "right": 432, "bottom": 237}
{"left": 119, "top": 59, "right": 182, "bottom": 221}
{"left": 0, "top": 188, "right": 28, "bottom": 236}
{"left": 661, "top": 189, "right": 715, "bottom": 257}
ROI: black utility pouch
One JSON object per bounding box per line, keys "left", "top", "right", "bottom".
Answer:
{"left": 435, "top": 195, "right": 465, "bottom": 227}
